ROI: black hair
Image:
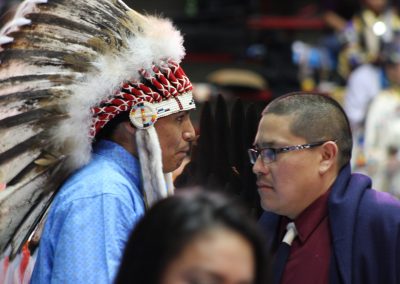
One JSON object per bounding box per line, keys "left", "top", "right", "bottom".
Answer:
{"left": 262, "top": 92, "right": 352, "bottom": 169}
{"left": 94, "top": 77, "right": 158, "bottom": 141}
{"left": 94, "top": 111, "right": 130, "bottom": 141}
{"left": 115, "top": 189, "right": 270, "bottom": 284}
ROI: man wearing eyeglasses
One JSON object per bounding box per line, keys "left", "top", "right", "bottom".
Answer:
{"left": 251, "top": 92, "right": 400, "bottom": 284}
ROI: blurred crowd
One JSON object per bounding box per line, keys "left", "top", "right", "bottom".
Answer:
{"left": 190, "top": 0, "right": 400, "bottom": 200}
{"left": 2, "top": 0, "right": 400, "bottom": 283}
{"left": 301, "top": 0, "right": 400, "bottom": 198}
{"left": 183, "top": 0, "right": 400, "bottom": 198}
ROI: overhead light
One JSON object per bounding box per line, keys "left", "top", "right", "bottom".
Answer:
{"left": 373, "top": 21, "right": 387, "bottom": 36}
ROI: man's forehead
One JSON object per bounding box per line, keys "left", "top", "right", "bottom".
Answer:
{"left": 253, "top": 130, "right": 275, "bottom": 147}
{"left": 253, "top": 138, "right": 275, "bottom": 148}
{"left": 165, "top": 110, "right": 190, "bottom": 118}
{"left": 176, "top": 110, "right": 190, "bottom": 115}
{"left": 253, "top": 114, "right": 302, "bottom": 147}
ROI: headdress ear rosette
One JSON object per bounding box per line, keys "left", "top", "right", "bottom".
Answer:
{"left": 0, "top": 0, "right": 195, "bottom": 268}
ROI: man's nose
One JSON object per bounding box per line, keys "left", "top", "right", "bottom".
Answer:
{"left": 252, "top": 156, "right": 267, "bottom": 175}
{"left": 183, "top": 119, "right": 196, "bottom": 142}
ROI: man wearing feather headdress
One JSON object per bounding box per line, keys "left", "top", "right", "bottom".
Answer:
{"left": 0, "top": 0, "right": 196, "bottom": 283}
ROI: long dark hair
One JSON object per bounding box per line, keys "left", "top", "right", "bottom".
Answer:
{"left": 115, "top": 189, "right": 270, "bottom": 284}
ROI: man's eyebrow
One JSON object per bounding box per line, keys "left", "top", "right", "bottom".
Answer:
{"left": 254, "top": 141, "right": 274, "bottom": 148}
{"left": 179, "top": 111, "right": 190, "bottom": 117}
{"left": 173, "top": 111, "right": 188, "bottom": 117}
{"left": 183, "top": 269, "right": 223, "bottom": 282}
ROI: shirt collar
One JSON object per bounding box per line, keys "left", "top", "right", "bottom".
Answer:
{"left": 93, "top": 139, "right": 142, "bottom": 187}
{"left": 293, "top": 188, "right": 331, "bottom": 243}
{"left": 280, "top": 188, "right": 331, "bottom": 243}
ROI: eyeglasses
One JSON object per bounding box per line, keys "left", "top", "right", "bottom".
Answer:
{"left": 248, "top": 141, "right": 330, "bottom": 165}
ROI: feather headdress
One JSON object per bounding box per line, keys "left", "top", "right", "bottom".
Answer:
{"left": 0, "top": 0, "right": 195, "bottom": 277}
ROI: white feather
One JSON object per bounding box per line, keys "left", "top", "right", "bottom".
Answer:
{"left": 0, "top": 36, "right": 14, "bottom": 46}
{"left": 117, "top": 0, "right": 132, "bottom": 11}
{"left": 164, "top": 172, "right": 174, "bottom": 195}
{"left": 135, "top": 127, "right": 166, "bottom": 207}
{"left": 14, "top": 0, "right": 47, "bottom": 19}
{"left": 52, "top": 14, "right": 186, "bottom": 170}
{"left": 0, "top": 0, "right": 44, "bottom": 38}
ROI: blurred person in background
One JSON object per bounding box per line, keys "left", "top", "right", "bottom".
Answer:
{"left": 364, "top": 32, "right": 400, "bottom": 197}
{"left": 320, "top": 0, "right": 360, "bottom": 73}
{"left": 342, "top": 44, "right": 387, "bottom": 173}
{"left": 115, "top": 189, "right": 271, "bottom": 284}
{"left": 338, "top": 0, "right": 400, "bottom": 78}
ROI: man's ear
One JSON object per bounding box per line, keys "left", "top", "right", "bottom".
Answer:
{"left": 111, "top": 120, "right": 138, "bottom": 157}
{"left": 319, "top": 141, "right": 338, "bottom": 174}
{"left": 122, "top": 120, "right": 136, "bottom": 135}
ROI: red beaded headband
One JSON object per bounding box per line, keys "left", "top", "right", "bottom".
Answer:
{"left": 91, "top": 60, "right": 193, "bottom": 136}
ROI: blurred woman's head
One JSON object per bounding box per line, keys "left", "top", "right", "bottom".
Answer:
{"left": 363, "top": 0, "right": 388, "bottom": 14}
{"left": 115, "top": 189, "right": 270, "bottom": 284}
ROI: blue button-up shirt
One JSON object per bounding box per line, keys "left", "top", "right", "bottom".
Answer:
{"left": 31, "top": 140, "right": 145, "bottom": 283}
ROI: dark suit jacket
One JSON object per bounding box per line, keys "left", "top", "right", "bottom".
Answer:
{"left": 259, "top": 164, "right": 400, "bottom": 284}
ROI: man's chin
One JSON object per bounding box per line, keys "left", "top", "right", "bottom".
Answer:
{"left": 260, "top": 200, "right": 276, "bottom": 213}
{"left": 164, "top": 161, "right": 183, "bottom": 174}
